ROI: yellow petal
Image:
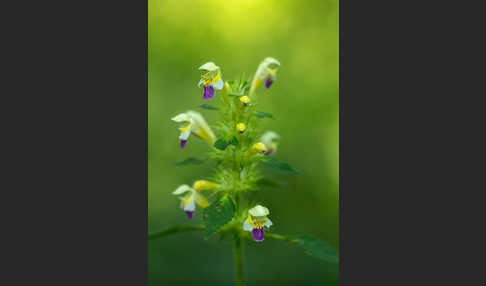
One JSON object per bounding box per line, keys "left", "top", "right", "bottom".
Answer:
{"left": 181, "top": 193, "right": 195, "bottom": 207}
{"left": 193, "top": 180, "right": 219, "bottom": 191}
{"left": 180, "top": 124, "right": 191, "bottom": 134}
{"left": 247, "top": 215, "right": 256, "bottom": 228}
{"left": 195, "top": 193, "right": 210, "bottom": 208}
{"left": 210, "top": 72, "right": 221, "bottom": 85}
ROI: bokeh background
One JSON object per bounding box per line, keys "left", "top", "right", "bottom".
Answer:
{"left": 149, "top": 0, "right": 339, "bottom": 285}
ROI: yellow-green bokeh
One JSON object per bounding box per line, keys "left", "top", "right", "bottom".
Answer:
{"left": 149, "top": 0, "right": 339, "bottom": 285}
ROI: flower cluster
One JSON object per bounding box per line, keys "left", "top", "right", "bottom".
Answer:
{"left": 171, "top": 58, "right": 282, "bottom": 242}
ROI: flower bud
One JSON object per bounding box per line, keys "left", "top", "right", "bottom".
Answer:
{"left": 240, "top": 96, "right": 250, "bottom": 106}
{"left": 193, "top": 180, "right": 219, "bottom": 192}
{"left": 251, "top": 142, "right": 267, "bottom": 154}
{"left": 236, "top": 123, "right": 247, "bottom": 133}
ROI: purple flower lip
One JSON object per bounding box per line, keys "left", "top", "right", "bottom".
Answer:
{"left": 252, "top": 228, "right": 265, "bottom": 242}
{"left": 203, "top": 85, "right": 215, "bottom": 100}
{"left": 180, "top": 140, "right": 188, "bottom": 149}
{"left": 185, "top": 211, "right": 194, "bottom": 219}
{"left": 265, "top": 78, "right": 273, "bottom": 89}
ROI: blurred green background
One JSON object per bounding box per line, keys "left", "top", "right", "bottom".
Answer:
{"left": 149, "top": 0, "right": 339, "bottom": 285}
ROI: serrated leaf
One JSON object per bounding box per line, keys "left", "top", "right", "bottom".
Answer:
{"left": 254, "top": 111, "right": 274, "bottom": 119}
{"left": 228, "top": 136, "right": 239, "bottom": 146}
{"left": 291, "top": 235, "right": 339, "bottom": 262}
{"left": 199, "top": 104, "right": 219, "bottom": 110}
{"left": 203, "top": 195, "right": 235, "bottom": 237}
{"left": 214, "top": 138, "right": 229, "bottom": 150}
{"left": 173, "top": 157, "right": 206, "bottom": 166}
{"left": 262, "top": 158, "right": 300, "bottom": 174}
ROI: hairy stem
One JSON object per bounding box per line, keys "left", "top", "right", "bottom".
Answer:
{"left": 233, "top": 233, "right": 245, "bottom": 286}
{"left": 148, "top": 225, "right": 204, "bottom": 240}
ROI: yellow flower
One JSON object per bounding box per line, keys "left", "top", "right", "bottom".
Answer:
{"left": 171, "top": 111, "right": 216, "bottom": 149}
{"left": 236, "top": 122, "right": 247, "bottom": 133}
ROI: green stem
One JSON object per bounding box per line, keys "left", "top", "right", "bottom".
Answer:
{"left": 233, "top": 233, "right": 245, "bottom": 286}
{"left": 265, "top": 233, "right": 298, "bottom": 243}
{"left": 148, "top": 225, "right": 204, "bottom": 240}
{"left": 249, "top": 73, "right": 258, "bottom": 98}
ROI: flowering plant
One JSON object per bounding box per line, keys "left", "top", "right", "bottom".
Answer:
{"left": 149, "top": 58, "right": 338, "bottom": 285}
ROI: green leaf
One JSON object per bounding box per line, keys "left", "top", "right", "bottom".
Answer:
{"left": 254, "top": 111, "right": 274, "bottom": 119}
{"left": 291, "top": 235, "right": 339, "bottom": 262}
{"left": 203, "top": 195, "right": 235, "bottom": 237}
{"left": 257, "top": 178, "right": 284, "bottom": 188}
{"left": 214, "top": 138, "right": 229, "bottom": 150}
{"left": 228, "top": 94, "right": 242, "bottom": 98}
{"left": 228, "top": 136, "right": 239, "bottom": 146}
{"left": 241, "top": 81, "right": 249, "bottom": 92}
{"left": 199, "top": 104, "right": 219, "bottom": 110}
{"left": 173, "top": 157, "right": 206, "bottom": 166}
{"left": 261, "top": 158, "right": 300, "bottom": 174}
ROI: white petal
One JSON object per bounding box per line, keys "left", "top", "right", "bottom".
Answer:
{"left": 198, "top": 79, "right": 204, "bottom": 88}
{"left": 179, "top": 130, "right": 191, "bottom": 140}
{"left": 249, "top": 205, "right": 270, "bottom": 217}
{"left": 254, "top": 57, "right": 280, "bottom": 80}
{"left": 184, "top": 200, "right": 196, "bottom": 211}
{"left": 186, "top": 110, "right": 215, "bottom": 142}
{"left": 172, "top": 184, "right": 193, "bottom": 195}
{"left": 243, "top": 220, "right": 253, "bottom": 232}
{"left": 199, "top": 62, "right": 219, "bottom": 72}
{"left": 212, "top": 78, "right": 224, "bottom": 90}
{"left": 263, "top": 57, "right": 280, "bottom": 67}
{"left": 260, "top": 131, "right": 280, "bottom": 146}
{"left": 264, "top": 218, "right": 273, "bottom": 228}
{"left": 171, "top": 113, "right": 191, "bottom": 123}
